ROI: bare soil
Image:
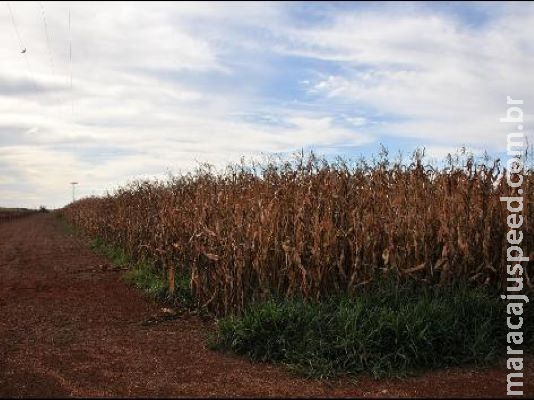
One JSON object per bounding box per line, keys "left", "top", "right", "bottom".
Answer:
{"left": 0, "top": 214, "right": 531, "bottom": 398}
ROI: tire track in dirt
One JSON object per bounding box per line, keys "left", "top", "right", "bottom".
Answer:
{"left": 0, "top": 214, "right": 531, "bottom": 397}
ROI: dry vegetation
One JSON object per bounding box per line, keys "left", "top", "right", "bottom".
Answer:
{"left": 61, "top": 148, "right": 533, "bottom": 315}
{"left": 0, "top": 207, "right": 41, "bottom": 223}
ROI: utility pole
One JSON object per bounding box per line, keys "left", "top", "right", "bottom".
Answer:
{"left": 70, "top": 182, "right": 78, "bottom": 202}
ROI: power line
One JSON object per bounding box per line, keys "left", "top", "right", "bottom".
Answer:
{"left": 38, "top": 1, "right": 68, "bottom": 116}
{"left": 6, "top": 1, "right": 37, "bottom": 90}
{"left": 68, "top": 8, "right": 73, "bottom": 116}
{"left": 6, "top": 1, "right": 24, "bottom": 49}
{"left": 39, "top": 1, "right": 56, "bottom": 76}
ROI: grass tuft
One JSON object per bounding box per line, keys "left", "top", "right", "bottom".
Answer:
{"left": 89, "top": 236, "right": 191, "bottom": 306}
{"left": 124, "top": 263, "right": 168, "bottom": 301}
{"left": 211, "top": 282, "right": 533, "bottom": 379}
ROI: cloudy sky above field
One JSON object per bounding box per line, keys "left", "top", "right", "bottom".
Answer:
{"left": 1, "top": 1, "right": 533, "bottom": 208}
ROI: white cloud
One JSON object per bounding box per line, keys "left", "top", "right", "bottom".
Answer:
{"left": 289, "top": 6, "right": 534, "bottom": 148}
{"left": 0, "top": 2, "right": 532, "bottom": 208}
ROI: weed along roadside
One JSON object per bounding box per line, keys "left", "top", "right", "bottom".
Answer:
{"left": 211, "top": 283, "right": 534, "bottom": 379}
{"left": 88, "top": 236, "right": 192, "bottom": 309}
{"left": 58, "top": 150, "right": 534, "bottom": 382}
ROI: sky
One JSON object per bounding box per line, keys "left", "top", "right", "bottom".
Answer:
{"left": 1, "top": 1, "right": 533, "bottom": 209}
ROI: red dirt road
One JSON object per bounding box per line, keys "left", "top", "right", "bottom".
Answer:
{"left": 0, "top": 214, "right": 532, "bottom": 398}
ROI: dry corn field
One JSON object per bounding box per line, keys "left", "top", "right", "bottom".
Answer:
{"left": 0, "top": 208, "right": 39, "bottom": 224}
{"left": 61, "top": 151, "right": 534, "bottom": 315}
